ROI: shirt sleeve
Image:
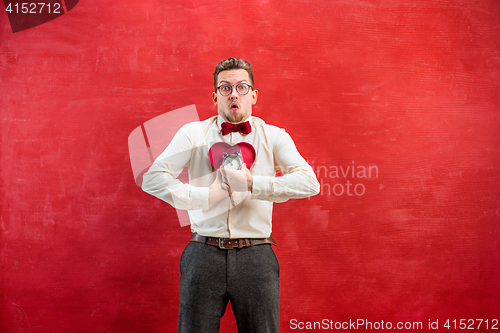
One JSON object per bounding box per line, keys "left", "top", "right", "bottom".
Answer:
{"left": 141, "top": 124, "right": 210, "bottom": 210}
{"left": 251, "top": 130, "right": 320, "bottom": 202}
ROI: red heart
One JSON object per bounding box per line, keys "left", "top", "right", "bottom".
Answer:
{"left": 209, "top": 142, "right": 256, "bottom": 170}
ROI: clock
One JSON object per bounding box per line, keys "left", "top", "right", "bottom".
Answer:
{"left": 221, "top": 147, "right": 243, "bottom": 170}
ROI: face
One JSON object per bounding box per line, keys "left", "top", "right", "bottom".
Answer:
{"left": 212, "top": 69, "right": 258, "bottom": 124}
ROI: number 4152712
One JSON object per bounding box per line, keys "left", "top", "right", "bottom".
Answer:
{"left": 5, "top": 3, "right": 62, "bottom": 14}
{"left": 444, "top": 319, "right": 498, "bottom": 330}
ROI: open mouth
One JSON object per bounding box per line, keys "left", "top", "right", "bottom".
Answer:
{"left": 230, "top": 102, "right": 239, "bottom": 111}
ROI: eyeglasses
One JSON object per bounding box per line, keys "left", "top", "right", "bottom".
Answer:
{"left": 216, "top": 83, "right": 253, "bottom": 96}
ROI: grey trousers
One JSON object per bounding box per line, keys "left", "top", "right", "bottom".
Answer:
{"left": 178, "top": 241, "right": 280, "bottom": 333}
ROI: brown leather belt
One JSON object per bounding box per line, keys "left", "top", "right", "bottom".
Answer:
{"left": 190, "top": 233, "right": 277, "bottom": 249}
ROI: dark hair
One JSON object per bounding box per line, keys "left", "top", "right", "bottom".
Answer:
{"left": 213, "top": 58, "right": 254, "bottom": 90}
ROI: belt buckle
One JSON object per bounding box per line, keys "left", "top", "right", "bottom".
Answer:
{"left": 218, "top": 238, "right": 232, "bottom": 250}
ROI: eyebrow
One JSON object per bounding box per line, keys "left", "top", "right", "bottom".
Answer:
{"left": 218, "top": 79, "right": 249, "bottom": 85}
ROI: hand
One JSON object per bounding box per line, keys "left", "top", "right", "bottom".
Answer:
{"left": 208, "top": 169, "right": 230, "bottom": 205}
{"left": 220, "top": 163, "right": 253, "bottom": 192}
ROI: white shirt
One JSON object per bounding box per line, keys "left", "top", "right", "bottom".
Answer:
{"left": 142, "top": 115, "right": 320, "bottom": 238}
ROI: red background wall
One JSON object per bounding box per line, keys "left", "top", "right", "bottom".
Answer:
{"left": 1, "top": 0, "right": 499, "bottom": 332}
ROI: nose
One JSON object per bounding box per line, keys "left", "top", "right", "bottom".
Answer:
{"left": 229, "top": 86, "right": 239, "bottom": 99}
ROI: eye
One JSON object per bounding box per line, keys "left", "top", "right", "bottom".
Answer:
{"left": 237, "top": 84, "right": 249, "bottom": 91}
{"left": 220, "top": 85, "right": 231, "bottom": 91}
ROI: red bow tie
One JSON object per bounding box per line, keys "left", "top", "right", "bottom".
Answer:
{"left": 221, "top": 121, "right": 252, "bottom": 135}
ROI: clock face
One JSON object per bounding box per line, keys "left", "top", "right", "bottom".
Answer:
{"left": 222, "top": 155, "right": 242, "bottom": 170}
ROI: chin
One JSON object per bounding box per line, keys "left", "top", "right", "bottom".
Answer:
{"left": 221, "top": 109, "right": 248, "bottom": 124}
{"left": 226, "top": 114, "right": 242, "bottom": 124}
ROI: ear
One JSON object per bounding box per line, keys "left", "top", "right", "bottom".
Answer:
{"left": 212, "top": 91, "right": 218, "bottom": 105}
{"left": 251, "top": 89, "right": 258, "bottom": 105}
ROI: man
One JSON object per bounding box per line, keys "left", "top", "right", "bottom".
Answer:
{"left": 142, "top": 58, "right": 320, "bottom": 332}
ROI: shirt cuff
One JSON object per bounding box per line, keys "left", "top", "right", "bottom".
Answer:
{"left": 250, "top": 175, "right": 273, "bottom": 199}
{"left": 190, "top": 186, "right": 210, "bottom": 210}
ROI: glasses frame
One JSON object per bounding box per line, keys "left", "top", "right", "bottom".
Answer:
{"left": 216, "top": 83, "right": 253, "bottom": 96}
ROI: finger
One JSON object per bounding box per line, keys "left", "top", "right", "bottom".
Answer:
{"left": 216, "top": 169, "right": 223, "bottom": 182}
{"left": 219, "top": 167, "right": 228, "bottom": 182}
